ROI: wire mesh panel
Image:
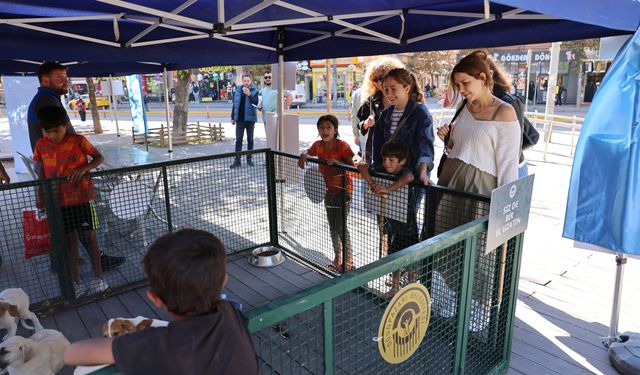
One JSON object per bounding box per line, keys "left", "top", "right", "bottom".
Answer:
{"left": 0, "top": 180, "right": 63, "bottom": 308}
{"left": 276, "top": 152, "right": 427, "bottom": 275}
{"left": 465, "top": 236, "right": 518, "bottom": 374}
{"left": 165, "top": 151, "right": 270, "bottom": 254}
{"left": 91, "top": 166, "right": 169, "bottom": 293}
{"left": 333, "top": 243, "right": 466, "bottom": 374}
{"left": 252, "top": 305, "right": 325, "bottom": 374}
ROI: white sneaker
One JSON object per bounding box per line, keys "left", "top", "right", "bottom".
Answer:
{"left": 431, "top": 271, "right": 457, "bottom": 318}
{"left": 73, "top": 281, "right": 88, "bottom": 298}
{"left": 89, "top": 278, "right": 110, "bottom": 294}
{"left": 468, "top": 299, "right": 490, "bottom": 333}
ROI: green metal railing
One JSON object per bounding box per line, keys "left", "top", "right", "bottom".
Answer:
{"left": 0, "top": 149, "right": 523, "bottom": 374}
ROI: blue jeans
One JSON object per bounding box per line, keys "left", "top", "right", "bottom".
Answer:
{"left": 234, "top": 120, "right": 255, "bottom": 162}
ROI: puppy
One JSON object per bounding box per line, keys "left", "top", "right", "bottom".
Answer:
{"left": 0, "top": 329, "right": 69, "bottom": 375}
{"left": 101, "top": 316, "right": 168, "bottom": 338}
{"left": 74, "top": 317, "right": 169, "bottom": 375}
{"left": 0, "top": 289, "right": 43, "bottom": 339}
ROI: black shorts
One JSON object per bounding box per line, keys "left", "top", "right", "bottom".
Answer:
{"left": 61, "top": 202, "right": 98, "bottom": 234}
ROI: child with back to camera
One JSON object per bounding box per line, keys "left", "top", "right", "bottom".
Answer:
{"left": 34, "top": 106, "right": 108, "bottom": 297}
{"left": 359, "top": 140, "right": 419, "bottom": 296}
{"left": 298, "top": 114, "right": 355, "bottom": 273}
{"left": 64, "top": 229, "right": 259, "bottom": 375}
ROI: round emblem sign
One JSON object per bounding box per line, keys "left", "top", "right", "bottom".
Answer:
{"left": 378, "top": 283, "right": 431, "bottom": 364}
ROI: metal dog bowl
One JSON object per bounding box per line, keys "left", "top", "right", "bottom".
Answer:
{"left": 248, "top": 246, "right": 285, "bottom": 267}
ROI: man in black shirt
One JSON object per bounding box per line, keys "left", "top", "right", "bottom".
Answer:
{"left": 28, "top": 62, "right": 125, "bottom": 272}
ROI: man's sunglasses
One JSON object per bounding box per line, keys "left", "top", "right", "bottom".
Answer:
{"left": 264, "top": 76, "right": 272, "bottom": 79}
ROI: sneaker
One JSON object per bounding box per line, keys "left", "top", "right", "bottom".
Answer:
{"left": 431, "top": 271, "right": 457, "bottom": 318}
{"left": 247, "top": 160, "right": 255, "bottom": 167}
{"left": 73, "top": 281, "right": 88, "bottom": 298}
{"left": 89, "top": 278, "right": 110, "bottom": 294}
{"left": 229, "top": 161, "right": 241, "bottom": 169}
{"left": 100, "top": 253, "right": 126, "bottom": 271}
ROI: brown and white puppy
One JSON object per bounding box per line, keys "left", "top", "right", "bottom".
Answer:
{"left": 0, "top": 289, "right": 43, "bottom": 340}
{"left": 101, "top": 316, "right": 168, "bottom": 338}
{"left": 0, "top": 329, "right": 69, "bottom": 375}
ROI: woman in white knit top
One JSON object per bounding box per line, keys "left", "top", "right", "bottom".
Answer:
{"left": 432, "top": 51, "right": 520, "bottom": 332}
{"left": 437, "top": 51, "right": 520, "bottom": 195}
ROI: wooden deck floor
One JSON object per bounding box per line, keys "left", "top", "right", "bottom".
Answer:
{"left": 18, "top": 255, "right": 326, "bottom": 375}
{"left": 11, "top": 246, "right": 638, "bottom": 375}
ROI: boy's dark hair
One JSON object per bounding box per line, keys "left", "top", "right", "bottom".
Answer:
{"left": 37, "top": 106, "right": 69, "bottom": 130}
{"left": 381, "top": 140, "right": 409, "bottom": 163}
{"left": 144, "top": 229, "right": 227, "bottom": 316}
{"left": 38, "top": 62, "right": 67, "bottom": 83}
{"left": 316, "top": 114, "right": 340, "bottom": 138}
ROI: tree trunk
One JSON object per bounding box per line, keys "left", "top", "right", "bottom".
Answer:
{"left": 86, "top": 77, "right": 103, "bottom": 134}
{"left": 173, "top": 70, "right": 191, "bottom": 135}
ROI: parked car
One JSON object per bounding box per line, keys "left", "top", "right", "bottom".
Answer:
{"left": 69, "top": 94, "right": 111, "bottom": 110}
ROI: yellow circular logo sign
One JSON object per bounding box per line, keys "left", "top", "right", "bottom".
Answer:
{"left": 378, "top": 283, "right": 432, "bottom": 364}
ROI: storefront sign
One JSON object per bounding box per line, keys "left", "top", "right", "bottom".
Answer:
{"left": 486, "top": 174, "right": 535, "bottom": 252}
{"left": 487, "top": 50, "right": 575, "bottom": 64}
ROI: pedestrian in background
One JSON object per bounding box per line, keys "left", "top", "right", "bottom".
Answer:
{"left": 230, "top": 74, "right": 259, "bottom": 168}
{"left": 76, "top": 96, "right": 87, "bottom": 122}
{"left": 258, "top": 71, "right": 293, "bottom": 130}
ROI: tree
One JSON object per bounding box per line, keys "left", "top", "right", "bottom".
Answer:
{"left": 173, "top": 70, "right": 191, "bottom": 134}
{"left": 561, "top": 38, "right": 600, "bottom": 73}
{"left": 406, "top": 51, "right": 457, "bottom": 87}
{"left": 85, "top": 77, "right": 102, "bottom": 134}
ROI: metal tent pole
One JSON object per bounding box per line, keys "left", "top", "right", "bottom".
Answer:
{"left": 108, "top": 75, "right": 120, "bottom": 137}
{"left": 607, "top": 253, "right": 627, "bottom": 345}
{"left": 162, "top": 66, "right": 173, "bottom": 153}
{"left": 277, "top": 55, "right": 284, "bottom": 152}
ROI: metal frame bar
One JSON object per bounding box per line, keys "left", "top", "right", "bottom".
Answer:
{"left": 408, "top": 8, "right": 525, "bottom": 44}
{"left": 284, "top": 14, "right": 396, "bottom": 51}
{"left": 6, "top": 22, "right": 121, "bottom": 47}
{"left": 124, "top": 0, "right": 199, "bottom": 47}
{"left": 96, "top": 0, "right": 213, "bottom": 29}
{"left": 224, "top": 0, "right": 279, "bottom": 27}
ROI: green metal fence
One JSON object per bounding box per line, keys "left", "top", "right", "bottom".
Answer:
{"left": 247, "top": 219, "right": 523, "bottom": 374}
{"left": 0, "top": 149, "right": 523, "bottom": 374}
{"left": 0, "top": 150, "right": 271, "bottom": 311}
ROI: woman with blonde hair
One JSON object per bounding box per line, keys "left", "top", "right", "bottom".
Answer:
{"left": 356, "top": 57, "right": 405, "bottom": 164}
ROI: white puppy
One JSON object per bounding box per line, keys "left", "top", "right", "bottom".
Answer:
{"left": 0, "top": 329, "right": 69, "bottom": 375}
{"left": 0, "top": 288, "right": 43, "bottom": 339}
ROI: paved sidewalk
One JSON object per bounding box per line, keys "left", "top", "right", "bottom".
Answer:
{"left": 1, "top": 115, "right": 637, "bottom": 374}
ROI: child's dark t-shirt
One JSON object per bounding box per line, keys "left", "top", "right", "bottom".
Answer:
{"left": 112, "top": 301, "right": 258, "bottom": 375}
{"left": 375, "top": 166, "right": 419, "bottom": 253}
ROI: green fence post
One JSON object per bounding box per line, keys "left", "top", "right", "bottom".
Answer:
{"left": 453, "top": 233, "right": 477, "bottom": 375}
{"left": 161, "top": 166, "right": 173, "bottom": 233}
{"left": 340, "top": 168, "right": 347, "bottom": 273}
{"left": 502, "top": 234, "right": 524, "bottom": 366}
{"left": 324, "top": 299, "right": 334, "bottom": 375}
{"left": 266, "top": 151, "right": 279, "bottom": 245}
{"left": 42, "top": 179, "right": 73, "bottom": 302}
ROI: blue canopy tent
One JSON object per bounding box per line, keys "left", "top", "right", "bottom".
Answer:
{"left": 1, "top": 0, "right": 636, "bottom": 151}
{"left": 0, "top": 0, "right": 636, "bottom": 73}
{"left": 2, "top": 0, "right": 640, "bottom": 371}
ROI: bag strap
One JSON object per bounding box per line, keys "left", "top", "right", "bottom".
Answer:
{"left": 443, "top": 99, "right": 467, "bottom": 149}
{"left": 389, "top": 102, "right": 420, "bottom": 142}
{"left": 490, "top": 102, "right": 506, "bottom": 121}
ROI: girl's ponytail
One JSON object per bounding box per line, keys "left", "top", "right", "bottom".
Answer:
{"left": 409, "top": 72, "right": 425, "bottom": 103}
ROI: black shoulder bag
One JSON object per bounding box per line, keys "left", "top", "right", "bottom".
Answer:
{"left": 436, "top": 100, "right": 466, "bottom": 178}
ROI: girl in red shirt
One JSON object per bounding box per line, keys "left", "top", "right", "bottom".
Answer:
{"left": 298, "top": 115, "right": 355, "bottom": 272}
